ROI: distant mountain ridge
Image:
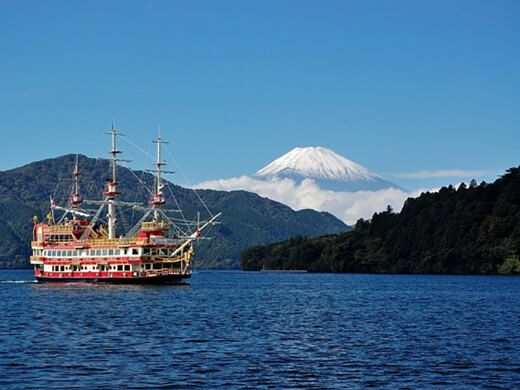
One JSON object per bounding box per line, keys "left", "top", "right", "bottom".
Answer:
{"left": 0, "top": 154, "right": 349, "bottom": 269}
{"left": 253, "top": 146, "right": 402, "bottom": 192}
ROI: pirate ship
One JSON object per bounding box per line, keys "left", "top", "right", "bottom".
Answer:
{"left": 29, "top": 123, "right": 220, "bottom": 284}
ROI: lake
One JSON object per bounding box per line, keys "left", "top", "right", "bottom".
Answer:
{"left": 1, "top": 270, "right": 519, "bottom": 389}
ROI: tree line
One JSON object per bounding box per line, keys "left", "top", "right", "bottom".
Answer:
{"left": 241, "top": 167, "right": 520, "bottom": 274}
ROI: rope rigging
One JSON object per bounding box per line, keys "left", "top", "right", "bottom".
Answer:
{"left": 49, "top": 127, "right": 219, "bottom": 243}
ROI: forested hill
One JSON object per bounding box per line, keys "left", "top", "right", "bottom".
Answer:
{"left": 242, "top": 167, "right": 520, "bottom": 274}
{"left": 0, "top": 155, "right": 349, "bottom": 269}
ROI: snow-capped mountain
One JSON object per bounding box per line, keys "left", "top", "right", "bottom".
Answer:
{"left": 253, "top": 146, "right": 401, "bottom": 192}
{"left": 193, "top": 146, "right": 410, "bottom": 225}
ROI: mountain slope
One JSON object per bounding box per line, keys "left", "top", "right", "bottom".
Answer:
{"left": 253, "top": 146, "right": 402, "bottom": 192}
{"left": 242, "top": 168, "right": 520, "bottom": 274}
{"left": 0, "top": 155, "right": 350, "bottom": 269}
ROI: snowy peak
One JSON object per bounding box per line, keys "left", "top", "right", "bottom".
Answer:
{"left": 253, "top": 146, "right": 402, "bottom": 192}
{"left": 254, "top": 146, "right": 382, "bottom": 182}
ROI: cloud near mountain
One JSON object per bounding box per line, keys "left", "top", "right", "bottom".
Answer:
{"left": 193, "top": 175, "right": 422, "bottom": 225}
{"left": 193, "top": 147, "right": 423, "bottom": 225}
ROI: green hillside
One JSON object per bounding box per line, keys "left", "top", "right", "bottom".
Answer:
{"left": 0, "top": 155, "right": 349, "bottom": 269}
{"left": 242, "top": 167, "right": 520, "bottom": 274}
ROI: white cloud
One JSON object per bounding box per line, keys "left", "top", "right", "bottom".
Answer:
{"left": 393, "top": 169, "right": 499, "bottom": 179}
{"left": 193, "top": 176, "right": 427, "bottom": 225}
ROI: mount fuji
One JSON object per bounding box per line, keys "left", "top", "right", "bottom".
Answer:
{"left": 253, "top": 147, "right": 402, "bottom": 192}
{"left": 194, "top": 146, "right": 411, "bottom": 225}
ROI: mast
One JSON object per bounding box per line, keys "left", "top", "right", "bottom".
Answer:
{"left": 104, "top": 121, "right": 122, "bottom": 239}
{"left": 150, "top": 125, "right": 168, "bottom": 222}
{"left": 70, "top": 154, "right": 83, "bottom": 220}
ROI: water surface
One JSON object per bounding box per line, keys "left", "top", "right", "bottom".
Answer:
{"left": 1, "top": 270, "right": 519, "bottom": 389}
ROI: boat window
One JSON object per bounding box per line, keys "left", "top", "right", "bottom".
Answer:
{"left": 143, "top": 248, "right": 151, "bottom": 256}
{"left": 145, "top": 263, "right": 151, "bottom": 270}
{"left": 115, "top": 249, "right": 120, "bottom": 256}
{"left": 131, "top": 248, "right": 139, "bottom": 256}
{"left": 60, "top": 266, "right": 65, "bottom": 272}
{"left": 90, "top": 250, "right": 95, "bottom": 256}
{"left": 73, "top": 251, "right": 78, "bottom": 257}
{"left": 108, "top": 249, "right": 114, "bottom": 256}
{"left": 117, "top": 265, "right": 123, "bottom": 271}
{"left": 153, "top": 263, "right": 162, "bottom": 269}
{"left": 96, "top": 250, "right": 101, "bottom": 256}
{"left": 102, "top": 249, "right": 108, "bottom": 256}
{"left": 124, "top": 265, "right": 130, "bottom": 271}
{"left": 67, "top": 250, "right": 72, "bottom": 257}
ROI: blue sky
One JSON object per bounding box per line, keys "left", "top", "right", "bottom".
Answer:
{"left": 1, "top": 0, "right": 518, "bottom": 191}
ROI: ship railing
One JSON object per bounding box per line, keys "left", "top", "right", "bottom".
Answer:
{"left": 150, "top": 237, "right": 181, "bottom": 245}
{"left": 82, "top": 238, "right": 140, "bottom": 246}
{"left": 141, "top": 221, "right": 170, "bottom": 231}
{"left": 154, "top": 256, "right": 183, "bottom": 263}
{"left": 49, "top": 225, "right": 75, "bottom": 232}
{"left": 144, "top": 269, "right": 184, "bottom": 277}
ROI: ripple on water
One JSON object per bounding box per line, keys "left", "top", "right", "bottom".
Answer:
{"left": 1, "top": 270, "right": 520, "bottom": 389}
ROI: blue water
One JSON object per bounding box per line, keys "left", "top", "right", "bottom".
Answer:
{"left": 1, "top": 270, "right": 520, "bottom": 389}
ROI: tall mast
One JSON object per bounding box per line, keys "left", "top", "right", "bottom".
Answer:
{"left": 150, "top": 125, "right": 167, "bottom": 222}
{"left": 104, "top": 121, "right": 122, "bottom": 239}
{"left": 70, "top": 154, "right": 83, "bottom": 220}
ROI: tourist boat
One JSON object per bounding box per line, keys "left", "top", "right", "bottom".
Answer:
{"left": 29, "top": 123, "right": 220, "bottom": 284}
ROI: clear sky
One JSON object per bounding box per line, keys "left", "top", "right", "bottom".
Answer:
{"left": 1, "top": 0, "right": 518, "bottom": 191}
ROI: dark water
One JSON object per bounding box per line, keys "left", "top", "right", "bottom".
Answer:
{"left": 1, "top": 270, "right": 520, "bottom": 389}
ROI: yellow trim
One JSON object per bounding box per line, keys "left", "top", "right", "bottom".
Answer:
{"left": 141, "top": 221, "right": 170, "bottom": 231}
